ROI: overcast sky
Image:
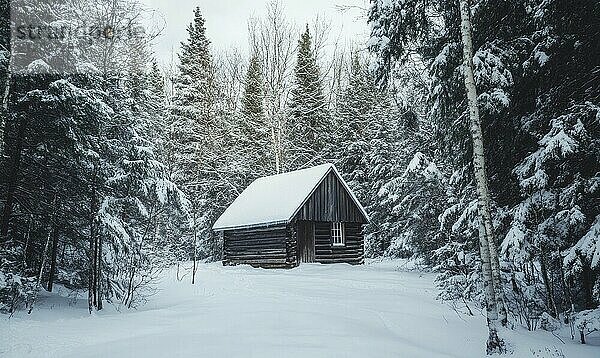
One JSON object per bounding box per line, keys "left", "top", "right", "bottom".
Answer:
{"left": 141, "top": 0, "right": 370, "bottom": 65}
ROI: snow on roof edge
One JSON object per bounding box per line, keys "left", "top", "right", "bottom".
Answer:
{"left": 212, "top": 220, "right": 289, "bottom": 232}
{"left": 212, "top": 163, "right": 369, "bottom": 231}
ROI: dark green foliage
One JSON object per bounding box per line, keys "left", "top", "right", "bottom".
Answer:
{"left": 369, "top": 0, "right": 600, "bottom": 321}
{"left": 238, "top": 54, "right": 270, "bottom": 174}
{"left": 288, "top": 25, "right": 330, "bottom": 169}
{"left": 0, "top": 0, "right": 190, "bottom": 313}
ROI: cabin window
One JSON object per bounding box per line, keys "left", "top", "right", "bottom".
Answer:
{"left": 331, "top": 222, "right": 345, "bottom": 246}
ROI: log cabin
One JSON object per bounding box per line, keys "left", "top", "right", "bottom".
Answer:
{"left": 212, "top": 164, "right": 369, "bottom": 268}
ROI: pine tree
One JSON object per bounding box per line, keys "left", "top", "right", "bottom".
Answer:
{"left": 0, "top": 0, "right": 193, "bottom": 313}
{"left": 363, "top": 114, "right": 402, "bottom": 257}
{"left": 168, "top": 7, "right": 226, "bottom": 265}
{"left": 169, "top": 7, "right": 216, "bottom": 187}
{"left": 288, "top": 25, "right": 330, "bottom": 170}
{"left": 330, "top": 54, "right": 375, "bottom": 198}
{"left": 237, "top": 53, "right": 270, "bottom": 176}
{"left": 177, "top": 7, "right": 214, "bottom": 111}
{"left": 330, "top": 53, "right": 407, "bottom": 257}
{"left": 242, "top": 55, "right": 264, "bottom": 121}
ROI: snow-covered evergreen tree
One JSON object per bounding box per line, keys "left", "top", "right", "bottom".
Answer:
{"left": 368, "top": 0, "right": 599, "bottom": 338}
{"left": 167, "top": 7, "right": 226, "bottom": 263}
{"left": 0, "top": 0, "right": 192, "bottom": 312}
{"left": 237, "top": 53, "right": 270, "bottom": 177}
{"left": 288, "top": 25, "right": 330, "bottom": 170}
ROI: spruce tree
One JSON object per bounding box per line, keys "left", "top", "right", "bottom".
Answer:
{"left": 238, "top": 53, "right": 269, "bottom": 175}
{"left": 331, "top": 53, "right": 399, "bottom": 256}
{"left": 288, "top": 25, "right": 329, "bottom": 170}
{"left": 169, "top": 7, "right": 225, "bottom": 264}
{"left": 177, "top": 7, "right": 214, "bottom": 110}
{"left": 170, "top": 6, "right": 215, "bottom": 230}
{"left": 241, "top": 55, "right": 264, "bottom": 121}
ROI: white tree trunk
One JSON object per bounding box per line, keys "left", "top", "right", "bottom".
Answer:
{"left": 1, "top": 49, "right": 10, "bottom": 156}
{"left": 271, "top": 124, "right": 281, "bottom": 174}
{"left": 27, "top": 228, "right": 52, "bottom": 314}
{"left": 458, "top": 0, "right": 507, "bottom": 353}
{"left": 191, "top": 211, "right": 198, "bottom": 285}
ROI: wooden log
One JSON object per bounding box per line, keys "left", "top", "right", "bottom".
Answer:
{"left": 229, "top": 258, "right": 288, "bottom": 265}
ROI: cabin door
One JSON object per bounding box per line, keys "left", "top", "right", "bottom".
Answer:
{"left": 297, "top": 221, "right": 315, "bottom": 263}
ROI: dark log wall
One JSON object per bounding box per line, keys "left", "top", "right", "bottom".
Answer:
{"left": 314, "top": 222, "right": 364, "bottom": 265}
{"left": 223, "top": 224, "right": 297, "bottom": 268}
{"left": 223, "top": 221, "right": 364, "bottom": 267}
{"left": 295, "top": 171, "right": 367, "bottom": 223}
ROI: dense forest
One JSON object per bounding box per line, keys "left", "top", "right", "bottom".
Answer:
{"left": 0, "top": 0, "right": 598, "bottom": 350}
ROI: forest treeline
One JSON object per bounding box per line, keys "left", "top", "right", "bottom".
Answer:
{"left": 0, "top": 0, "right": 598, "bottom": 343}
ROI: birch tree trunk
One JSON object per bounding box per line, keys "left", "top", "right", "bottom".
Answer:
{"left": 271, "top": 124, "right": 281, "bottom": 174}
{"left": 1, "top": 58, "right": 9, "bottom": 156}
{"left": 28, "top": 228, "right": 52, "bottom": 314}
{"left": 28, "top": 195, "right": 57, "bottom": 314}
{"left": 248, "top": 3, "right": 295, "bottom": 174}
{"left": 88, "top": 163, "right": 100, "bottom": 313}
{"left": 97, "top": 234, "right": 103, "bottom": 310}
{"left": 1, "top": 16, "right": 10, "bottom": 158}
{"left": 191, "top": 211, "right": 198, "bottom": 285}
{"left": 458, "top": 0, "right": 507, "bottom": 353}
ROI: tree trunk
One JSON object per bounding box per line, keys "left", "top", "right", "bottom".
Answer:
{"left": 89, "top": 220, "right": 96, "bottom": 313}
{"left": 47, "top": 226, "right": 60, "bottom": 292}
{"left": 0, "top": 116, "right": 27, "bottom": 238}
{"left": 192, "top": 223, "right": 197, "bottom": 285}
{"left": 458, "top": 0, "right": 507, "bottom": 353}
{"left": 539, "top": 249, "right": 558, "bottom": 318}
{"left": 60, "top": 242, "right": 66, "bottom": 267}
{"left": 558, "top": 250, "right": 576, "bottom": 340}
{"left": 27, "top": 228, "right": 52, "bottom": 314}
{"left": 97, "top": 234, "right": 103, "bottom": 310}
{"left": 477, "top": 220, "right": 505, "bottom": 353}
{"left": 22, "top": 216, "right": 32, "bottom": 268}
{"left": 0, "top": 37, "right": 10, "bottom": 157}
{"left": 88, "top": 163, "right": 99, "bottom": 313}
{"left": 580, "top": 256, "right": 594, "bottom": 309}
{"left": 28, "top": 195, "right": 57, "bottom": 314}
{"left": 271, "top": 125, "right": 280, "bottom": 174}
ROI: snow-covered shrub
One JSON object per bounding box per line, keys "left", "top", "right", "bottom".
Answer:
{"left": 374, "top": 152, "right": 449, "bottom": 262}
{"left": 433, "top": 241, "right": 483, "bottom": 309}
{"left": 0, "top": 242, "right": 36, "bottom": 313}
{"left": 0, "top": 271, "right": 36, "bottom": 313}
{"left": 384, "top": 231, "right": 415, "bottom": 259}
{"left": 574, "top": 308, "right": 600, "bottom": 344}
{"left": 505, "top": 270, "right": 547, "bottom": 331}
{"left": 539, "top": 312, "right": 560, "bottom": 332}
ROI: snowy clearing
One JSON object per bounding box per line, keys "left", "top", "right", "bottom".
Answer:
{"left": 1, "top": 261, "right": 598, "bottom": 358}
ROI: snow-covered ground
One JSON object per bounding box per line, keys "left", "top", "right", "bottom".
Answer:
{"left": 1, "top": 261, "right": 598, "bottom": 358}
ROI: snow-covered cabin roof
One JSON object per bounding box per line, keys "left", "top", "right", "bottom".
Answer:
{"left": 213, "top": 164, "right": 369, "bottom": 231}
